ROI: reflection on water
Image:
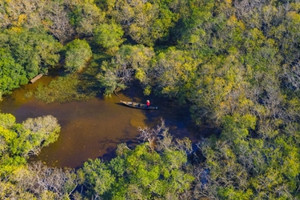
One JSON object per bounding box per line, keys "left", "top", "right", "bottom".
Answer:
{"left": 1, "top": 76, "right": 195, "bottom": 168}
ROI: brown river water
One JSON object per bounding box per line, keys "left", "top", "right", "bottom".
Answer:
{"left": 0, "top": 76, "right": 196, "bottom": 168}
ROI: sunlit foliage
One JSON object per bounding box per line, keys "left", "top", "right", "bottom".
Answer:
{"left": 0, "top": 0, "right": 299, "bottom": 199}
{"left": 78, "top": 124, "right": 194, "bottom": 199}
{"left": 94, "top": 22, "right": 125, "bottom": 55}
{"left": 64, "top": 39, "right": 92, "bottom": 73}
{"left": 0, "top": 113, "right": 60, "bottom": 175}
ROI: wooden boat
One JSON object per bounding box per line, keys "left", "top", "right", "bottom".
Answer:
{"left": 120, "top": 100, "right": 158, "bottom": 110}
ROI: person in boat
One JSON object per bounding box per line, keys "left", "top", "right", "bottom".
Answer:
{"left": 146, "top": 100, "right": 150, "bottom": 107}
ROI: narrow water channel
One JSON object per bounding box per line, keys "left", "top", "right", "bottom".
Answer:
{"left": 0, "top": 76, "right": 195, "bottom": 168}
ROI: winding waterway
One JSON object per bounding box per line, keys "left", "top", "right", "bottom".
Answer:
{"left": 0, "top": 76, "right": 195, "bottom": 168}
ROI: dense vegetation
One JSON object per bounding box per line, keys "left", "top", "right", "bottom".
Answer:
{"left": 78, "top": 125, "right": 194, "bottom": 199}
{"left": 0, "top": 0, "right": 299, "bottom": 199}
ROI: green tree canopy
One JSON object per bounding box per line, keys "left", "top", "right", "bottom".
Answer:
{"left": 93, "top": 22, "right": 125, "bottom": 55}
{"left": 0, "top": 28, "right": 62, "bottom": 80}
{"left": 79, "top": 124, "right": 194, "bottom": 199}
{"left": 0, "top": 113, "right": 60, "bottom": 177}
{"left": 64, "top": 39, "right": 92, "bottom": 73}
{"left": 0, "top": 48, "right": 27, "bottom": 94}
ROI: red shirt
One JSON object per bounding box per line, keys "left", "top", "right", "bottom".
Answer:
{"left": 146, "top": 101, "right": 150, "bottom": 106}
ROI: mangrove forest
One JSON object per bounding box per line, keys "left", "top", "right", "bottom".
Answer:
{"left": 0, "top": 0, "right": 299, "bottom": 199}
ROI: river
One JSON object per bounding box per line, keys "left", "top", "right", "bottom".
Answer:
{"left": 0, "top": 76, "right": 195, "bottom": 168}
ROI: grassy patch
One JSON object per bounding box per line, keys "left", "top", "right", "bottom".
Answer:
{"left": 34, "top": 74, "right": 96, "bottom": 103}
{"left": 34, "top": 52, "right": 109, "bottom": 103}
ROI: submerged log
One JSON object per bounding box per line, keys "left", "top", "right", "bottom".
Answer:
{"left": 30, "top": 74, "right": 43, "bottom": 83}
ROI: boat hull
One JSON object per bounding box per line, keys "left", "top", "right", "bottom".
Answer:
{"left": 120, "top": 100, "right": 158, "bottom": 110}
